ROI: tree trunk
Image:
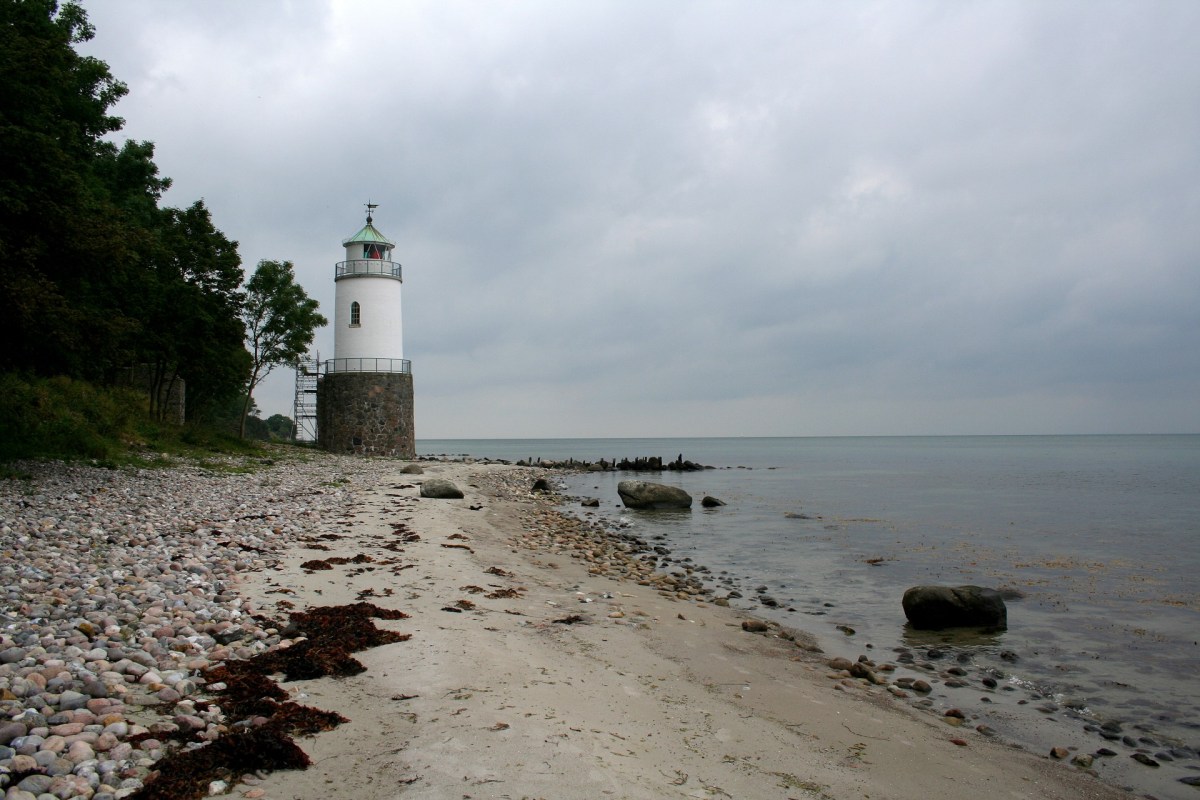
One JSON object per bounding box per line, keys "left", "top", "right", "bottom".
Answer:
{"left": 239, "top": 367, "right": 260, "bottom": 439}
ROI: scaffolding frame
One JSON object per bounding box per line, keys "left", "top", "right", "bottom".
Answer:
{"left": 293, "top": 354, "right": 320, "bottom": 443}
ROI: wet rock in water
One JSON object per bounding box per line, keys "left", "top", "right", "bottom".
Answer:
{"left": 1131, "top": 753, "right": 1160, "bottom": 767}
{"left": 741, "top": 619, "right": 770, "bottom": 633}
{"left": 911, "top": 680, "right": 932, "bottom": 694}
{"left": 1179, "top": 775, "right": 1200, "bottom": 787}
{"left": 531, "top": 478, "right": 552, "bottom": 492}
{"left": 701, "top": 495, "right": 726, "bottom": 508}
{"left": 420, "top": 479, "right": 465, "bottom": 499}
{"left": 617, "top": 480, "right": 692, "bottom": 510}
{"left": 827, "top": 657, "right": 855, "bottom": 671}
{"left": 902, "top": 585, "right": 1007, "bottom": 630}
{"left": 581, "top": 498, "right": 600, "bottom": 507}
{"left": 1095, "top": 748, "right": 1118, "bottom": 757}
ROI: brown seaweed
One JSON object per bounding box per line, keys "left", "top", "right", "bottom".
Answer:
{"left": 131, "top": 602, "right": 413, "bottom": 800}
{"left": 129, "top": 729, "right": 310, "bottom": 800}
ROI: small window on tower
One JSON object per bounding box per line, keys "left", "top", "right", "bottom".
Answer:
{"left": 350, "top": 301, "right": 361, "bottom": 327}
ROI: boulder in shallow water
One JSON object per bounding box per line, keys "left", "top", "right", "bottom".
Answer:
{"left": 617, "top": 480, "right": 692, "bottom": 510}
{"left": 701, "top": 495, "right": 726, "bottom": 507}
{"left": 419, "top": 479, "right": 464, "bottom": 499}
{"left": 902, "top": 585, "right": 1007, "bottom": 630}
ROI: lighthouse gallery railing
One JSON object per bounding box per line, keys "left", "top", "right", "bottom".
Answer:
{"left": 335, "top": 259, "right": 402, "bottom": 280}
{"left": 323, "top": 358, "right": 411, "bottom": 375}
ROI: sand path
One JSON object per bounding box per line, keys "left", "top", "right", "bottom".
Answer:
{"left": 242, "top": 462, "right": 1129, "bottom": 800}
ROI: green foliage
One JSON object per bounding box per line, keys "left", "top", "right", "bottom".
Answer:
{"left": 0, "top": 373, "right": 142, "bottom": 460}
{"left": 2, "top": 4, "right": 325, "bottom": 454}
{"left": 142, "top": 200, "right": 248, "bottom": 421}
{"left": 1, "top": 1, "right": 249, "bottom": 422}
{"left": 240, "top": 260, "right": 326, "bottom": 437}
{"left": 266, "top": 413, "right": 294, "bottom": 440}
{"left": 0, "top": 373, "right": 270, "bottom": 464}
{"left": 0, "top": 0, "right": 144, "bottom": 378}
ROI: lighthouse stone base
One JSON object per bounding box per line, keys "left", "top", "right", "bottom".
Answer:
{"left": 317, "top": 372, "right": 415, "bottom": 458}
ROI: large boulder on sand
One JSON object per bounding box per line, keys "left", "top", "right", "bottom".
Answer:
{"left": 902, "top": 585, "right": 1007, "bottom": 630}
{"left": 420, "top": 479, "right": 464, "bottom": 499}
{"left": 617, "top": 480, "right": 692, "bottom": 510}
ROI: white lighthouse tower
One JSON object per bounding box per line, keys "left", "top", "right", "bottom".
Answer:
{"left": 332, "top": 204, "right": 405, "bottom": 370}
{"left": 317, "top": 204, "right": 415, "bottom": 456}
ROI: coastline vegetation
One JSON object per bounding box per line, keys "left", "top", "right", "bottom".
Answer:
{"left": 0, "top": 372, "right": 308, "bottom": 470}
{"left": 1, "top": 1, "right": 320, "bottom": 461}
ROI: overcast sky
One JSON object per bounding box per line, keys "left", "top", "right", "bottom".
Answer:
{"left": 79, "top": 0, "right": 1199, "bottom": 438}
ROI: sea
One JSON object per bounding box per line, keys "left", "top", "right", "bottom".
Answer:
{"left": 417, "top": 435, "right": 1200, "bottom": 797}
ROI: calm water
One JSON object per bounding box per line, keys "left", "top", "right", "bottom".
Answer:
{"left": 418, "top": 435, "right": 1200, "bottom": 795}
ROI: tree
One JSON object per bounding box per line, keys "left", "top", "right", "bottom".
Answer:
{"left": 265, "top": 413, "right": 294, "bottom": 440}
{"left": 141, "top": 200, "right": 246, "bottom": 420}
{"left": 1, "top": 0, "right": 139, "bottom": 377}
{"left": 1, "top": 0, "right": 247, "bottom": 401}
{"left": 240, "top": 260, "right": 325, "bottom": 438}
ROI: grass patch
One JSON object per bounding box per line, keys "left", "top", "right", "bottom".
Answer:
{"left": 0, "top": 373, "right": 310, "bottom": 468}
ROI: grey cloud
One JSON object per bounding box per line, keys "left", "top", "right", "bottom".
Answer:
{"left": 78, "top": 0, "right": 1200, "bottom": 435}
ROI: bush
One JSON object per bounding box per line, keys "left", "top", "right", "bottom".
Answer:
{"left": 0, "top": 374, "right": 145, "bottom": 461}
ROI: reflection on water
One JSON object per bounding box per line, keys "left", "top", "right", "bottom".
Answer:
{"left": 899, "top": 624, "right": 1007, "bottom": 649}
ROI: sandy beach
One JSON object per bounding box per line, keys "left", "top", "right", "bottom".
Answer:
{"left": 234, "top": 459, "right": 1130, "bottom": 800}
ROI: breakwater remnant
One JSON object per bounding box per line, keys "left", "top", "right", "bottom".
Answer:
{"left": 516, "top": 454, "right": 713, "bottom": 472}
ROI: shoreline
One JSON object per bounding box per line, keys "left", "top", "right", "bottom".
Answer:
{"left": 546, "top": 454, "right": 1200, "bottom": 800}
{"left": 0, "top": 453, "right": 1146, "bottom": 799}
{"left": 243, "top": 457, "right": 1131, "bottom": 799}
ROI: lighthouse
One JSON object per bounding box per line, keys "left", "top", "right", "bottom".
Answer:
{"left": 316, "top": 205, "right": 415, "bottom": 457}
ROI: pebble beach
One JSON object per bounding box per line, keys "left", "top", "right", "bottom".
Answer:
{"left": 1, "top": 451, "right": 1140, "bottom": 800}
{"left": 0, "top": 452, "right": 393, "bottom": 799}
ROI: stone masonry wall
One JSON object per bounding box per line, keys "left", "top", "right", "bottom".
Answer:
{"left": 317, "top": 372, "right": 415, "bottom": 458}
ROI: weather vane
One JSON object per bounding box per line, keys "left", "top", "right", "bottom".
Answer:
{"left": 365, "top": 201, "right": 379, "bottom": 224}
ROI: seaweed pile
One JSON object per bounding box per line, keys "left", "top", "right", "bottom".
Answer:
{"left": 129, "top": 602, "right": 410, "bottom": 800}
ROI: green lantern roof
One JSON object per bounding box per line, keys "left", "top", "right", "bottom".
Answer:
{"left": 343, "top": 208, "right": 395, "bottom": 247}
